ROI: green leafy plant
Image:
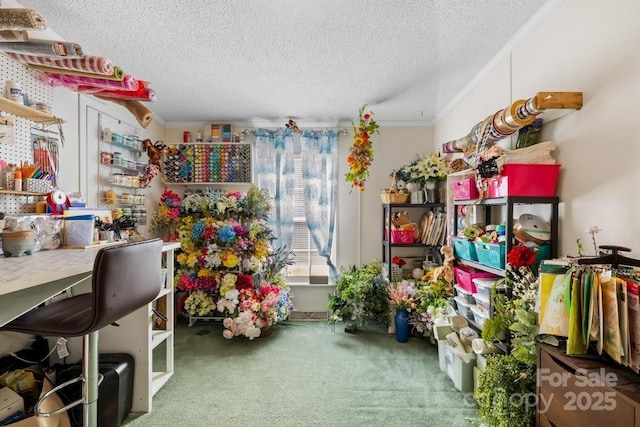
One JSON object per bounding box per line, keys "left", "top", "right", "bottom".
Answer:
{"left": 475, "top": 354, "right": 536, "bottom": 427}
{"left": 327, "top": 260, "right": 389, "bottom": 326}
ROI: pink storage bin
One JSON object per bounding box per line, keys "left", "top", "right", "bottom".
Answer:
{"left": 385, "top": 228, "right": 415, "bottom": 244}
{"left": 452, "top": 177, "right": 479, "bottom": 200}
{"left": 453, "top": 265, "right": 500, "bottom": 294}
{"left": 487, "top": 164, "right": 560, "bottom": 198}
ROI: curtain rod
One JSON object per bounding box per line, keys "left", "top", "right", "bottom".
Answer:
{"left": 240, "top": 128, "right": 348, "bottom": 136}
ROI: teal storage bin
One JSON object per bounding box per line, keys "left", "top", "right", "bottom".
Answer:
{"left": 453, "top": 237, "right": 478, "bottom": 262}
{"left": 473, "top": 241, "right": 506, "bottom": 269}
{"left": 535, "top": 244, "right": 551, "bottom": 263}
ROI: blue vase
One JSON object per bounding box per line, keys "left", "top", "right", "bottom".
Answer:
{"left": 395, "top": 308, "right": 410, "bottom": 343}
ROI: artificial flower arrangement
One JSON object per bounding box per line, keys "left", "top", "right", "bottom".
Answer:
{"left": 328, "top": 260, "right": 389, "bottom": 327}
{"left": 150, "top": 187, "right": 182, "bottom": 241}
{"left": 476, "top": 245, "right": 558, "bottom": 427}
{"left": 397, "top": 153, "right": 451, "bottom": 184}
{"left": 172, "top": 186, "right": 293, "bottom": 339}
{"left": 405, "top": 276, "right": 453, "bottom": 338}
{"left": 387, "top": 280, "right": 418, "bottom": 311}
{"left": 345, "top": 105, "right": 380, "bottom": 191}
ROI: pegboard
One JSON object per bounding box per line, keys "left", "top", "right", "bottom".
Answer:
{"left": 0, "top": 54, "right": 56, "bottom": 214}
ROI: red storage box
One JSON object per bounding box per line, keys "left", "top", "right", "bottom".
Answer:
{"left": 487, "top": 164, "right": 560, "bottom": 198}
{"left": 385, "top": 228, "right": 415, "bottom": 244}
{"left": 451, "top": 177, "right": 479, "bottom": 200}
{"left": 453, "top": 265, "right": 500, "bottom": 294}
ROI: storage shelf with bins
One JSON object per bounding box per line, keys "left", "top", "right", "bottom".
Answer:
{"left": 451, "top": 195, "right": 560, "bottom": 351}
{"left": 98, "top": 126, "right": 147, "bottom": 217}
{"left": 382, "top": 202, "right": 446, "bottom": 280}
{"left": 162, "top": 142, "right": 252, "bottom": 184}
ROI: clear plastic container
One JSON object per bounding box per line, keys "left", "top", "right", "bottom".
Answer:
{"left": 454, "top": 285, "right": 475, "bottom": 305}
{"left": 454, "top": 296, "right": 475, "bottom": 321}
{"left": 472, "top": 277, "right": 501, "bottom": 300}
{"left": 473, "top": 292, "right": 490, "bottom": 315}
{"left": 470, "top": 305, "right": 489, "bottom": 329}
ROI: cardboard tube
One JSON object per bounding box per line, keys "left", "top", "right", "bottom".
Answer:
{"left": 95, "top": 95, "right": 153, "bottom": 129}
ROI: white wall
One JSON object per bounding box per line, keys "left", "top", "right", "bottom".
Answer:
{"left": 435, "top": 0, "right": 640, "bottom": 257}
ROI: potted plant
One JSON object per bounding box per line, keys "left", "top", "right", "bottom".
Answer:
{"left": 327, "top": 260, "right": 389, "bottom": 332}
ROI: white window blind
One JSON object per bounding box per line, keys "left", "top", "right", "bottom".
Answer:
{"left": 284, "top": 155, "right": 330, "bottom": 284}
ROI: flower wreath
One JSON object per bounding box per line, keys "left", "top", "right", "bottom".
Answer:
{"left": 345, "top": 105, "right": 380, "bottom": 191}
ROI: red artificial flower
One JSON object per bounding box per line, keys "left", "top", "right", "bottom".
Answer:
{"left": 392, "top": 256, "right": 406, "bottom": 267}
{"left": 507, "top": 246, "right": 537, "bottom": 268}
{"left": 235, "top": 273, "right": 254, "bottom": 291}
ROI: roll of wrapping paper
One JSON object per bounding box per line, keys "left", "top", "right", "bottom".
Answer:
{"left": 6, "top": 52, "right": 114, "bottom": 75}
{"left": 86, "top": 81, "right": 156, "bottom": 102}
{"left": 94, "top": 95, "right": 153, "bottom": 129}
{"left": 30, "top": 63, "right": 124, "bottom": 81}
{"left": 0, "top": 39, "right": 83, "bottom": 57}
{"left": 0, "top": 9, "right": 46, "bottom": 30}
{"left": 43, "top": 72, "right": 138, "bottom": 91}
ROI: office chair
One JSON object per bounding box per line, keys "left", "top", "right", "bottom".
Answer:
{"left": 0, "top": 238, "right": 163, "bottom": 427}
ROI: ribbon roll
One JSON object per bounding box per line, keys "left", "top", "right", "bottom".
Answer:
{"left": 491, "top": 109, "right": 519, "bottom": 137}
{"left": 504, "top": 99, "right": 536, "bottom": 128}
{"left": 46, "top": 190, "right": 71, "bottom": 214}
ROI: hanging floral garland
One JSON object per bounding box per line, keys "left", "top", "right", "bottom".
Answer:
{"left": 345, "top": 105, "right": 380, "bottom": 191}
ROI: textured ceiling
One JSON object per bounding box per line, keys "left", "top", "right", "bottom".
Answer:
{"left": 16, "top": 0, "right": 551, "bottom": 125}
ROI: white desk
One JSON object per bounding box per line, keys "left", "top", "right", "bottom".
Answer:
{"left": 0, "top": 241, "right": 180, "bottom": 413}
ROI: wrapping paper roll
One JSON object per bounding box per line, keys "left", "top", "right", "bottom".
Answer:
{"left": 6, "top": 52, "right": 114, "bottom": 75}
{"left": 446, "top": 331, "right": 466, "bottom": 353}
{"left": 42, "top": 72, "right": 138, "bottom": 91}
{"left": 0, "top": 9, "right": 46, "bottom": 30}
{"left": 95, "top": 95, "right": 153, "bottom": 129}
{"left": 0, "top": 39, "right": 83, "bottom": 57}
{"left": 88, "top": 81, "right": 156, "bottom": 102}
{"left": 458, "top": 326, "right": 479, "bottom": 353}
{"left": 472, "top": 338, "right": 499, "bottom": 354}
{"left": 30, "top": 63, "right": 124, "bottom": 81}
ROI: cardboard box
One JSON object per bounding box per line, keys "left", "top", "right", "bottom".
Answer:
{"left": 0, "top": 387, "right": 24, "bottom": 421}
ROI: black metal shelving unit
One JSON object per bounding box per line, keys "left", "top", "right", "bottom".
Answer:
{"left": 382, "top": 202, "right": 446, "bottom": 280}
{"left": 452, "top": 195, "right": 560, "bottom": 354}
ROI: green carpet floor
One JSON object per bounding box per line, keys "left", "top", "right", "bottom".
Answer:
{"left": 123, "top": 320, "right": 478, "bottom": 427}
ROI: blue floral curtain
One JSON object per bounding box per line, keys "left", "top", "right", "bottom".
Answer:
{"left": 254, "top": 128, "right": 295, "bottom": 251}
{"left": 300, "top": 130, "right": 338, "bottom": 279}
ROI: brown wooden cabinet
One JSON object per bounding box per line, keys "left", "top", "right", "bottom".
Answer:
{"left": 537, "top": 343, "right": 640, "bottom": 426}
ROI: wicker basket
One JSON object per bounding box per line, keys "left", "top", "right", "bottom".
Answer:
{"left": 380, "top": 189, "right": 409, "bottom": 204}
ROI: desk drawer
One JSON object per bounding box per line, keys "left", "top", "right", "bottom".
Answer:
{"left": 539, "top": 350, "right": 635, "bottom": 426}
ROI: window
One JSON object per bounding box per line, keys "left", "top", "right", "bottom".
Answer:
{"left": 284, "top": 155, "right": 330, "bottom": 284}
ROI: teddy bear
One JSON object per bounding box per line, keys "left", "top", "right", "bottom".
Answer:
{"left": 432, "top": 244, "right": 455, "bottom": 285}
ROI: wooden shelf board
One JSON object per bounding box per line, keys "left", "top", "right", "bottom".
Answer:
{"left": 0, "top": 96, "right": 64, "bottom": 124}
{"left": 0, "top": 189, "right": 48, "bottom": 196}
